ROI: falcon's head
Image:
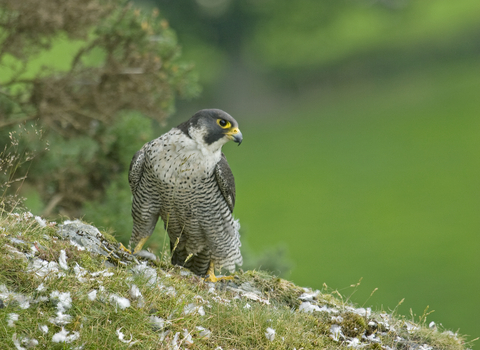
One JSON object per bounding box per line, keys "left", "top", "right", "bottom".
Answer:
{"left": 178, "top": 109, "right": 243, "bottom": 152}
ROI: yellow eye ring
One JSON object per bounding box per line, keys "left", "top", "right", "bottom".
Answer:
{"left": 217, "top": 119, "right": 231, "bottom": 129}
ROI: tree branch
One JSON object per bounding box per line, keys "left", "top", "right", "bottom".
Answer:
{"left": 0, "top": 115, "right": 37, "bottom": 129}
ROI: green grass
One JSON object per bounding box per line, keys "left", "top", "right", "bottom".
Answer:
{"left": 224, "top": 59, "right": 480, "bottom": 341}
{"left": 0, "top": 210, "right": 470, "bottom": 349}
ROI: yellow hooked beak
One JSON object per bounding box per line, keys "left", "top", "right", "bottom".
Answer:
{"left": 225, "top": 127, "right": 243, "bottom": 145}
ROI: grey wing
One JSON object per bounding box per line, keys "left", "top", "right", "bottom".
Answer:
{"left": 214, "top": 152, "right": 236, "bottom": 213}
{"left": 128, "top": 149, "right": 145, "bottom": 194}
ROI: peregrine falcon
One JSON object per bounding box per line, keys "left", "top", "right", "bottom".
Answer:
{"left": 128, "top": 109, "right": 243, "bottom": 281}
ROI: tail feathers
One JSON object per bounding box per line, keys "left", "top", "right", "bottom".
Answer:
{"left": 171, "top": 248, "right": 210, "bottom": 276}
{"left": 170, "top": 219, "right": 243, "bottom": 276}
{"left": 171, "top": 246, "right": 242, "bottom": 275}
{"left": 210, "top": 218, "right": 242, "bottom": 273}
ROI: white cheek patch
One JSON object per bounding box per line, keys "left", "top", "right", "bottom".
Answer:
{"left": 188, "top": 125, "right": 228, "bottom": 155}
{"left": 188, "top": 125, "right": 206, "bottom": 145}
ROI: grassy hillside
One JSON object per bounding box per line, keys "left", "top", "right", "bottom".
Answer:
{"left": 224, "top": 59, "right": 480, "bottom": 341}
{"left": 0, "top": 211, "right": 469, "bottom": 349}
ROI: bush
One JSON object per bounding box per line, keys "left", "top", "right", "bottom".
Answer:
{"left": 0, "top": 0, "right": 200, "bottom": 216}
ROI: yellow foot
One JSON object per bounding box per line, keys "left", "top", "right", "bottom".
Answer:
{"left": 118, "top": 242, "right": 132, "bottom": 254}
{"left": 204, "top": 273, "right": 234, "bottom": 283}
{"left": 204, "top": 261, "right": 234, "bottom": 282}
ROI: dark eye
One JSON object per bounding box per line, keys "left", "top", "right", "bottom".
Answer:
{"left": 217, "top": 119, "right": 231, "bottom": 128}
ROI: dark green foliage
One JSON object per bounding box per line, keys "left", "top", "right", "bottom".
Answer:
{"left": 151, "top": 0, "right": 480, "bottom": 86}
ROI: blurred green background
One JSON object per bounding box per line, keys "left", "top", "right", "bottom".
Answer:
{"left": 140, "top": 0, "right": 480, "bottom": 341}
{"left": 3, "top": 0, "right": 479, "bottom": 342}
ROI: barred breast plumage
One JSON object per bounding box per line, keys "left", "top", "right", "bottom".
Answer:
{"left": 129, "top": 109, "right": 243, "bottom": 277}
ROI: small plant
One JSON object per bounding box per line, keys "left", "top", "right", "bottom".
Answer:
{"left": 0, "top": 123, "right": 45, "bottom": 212}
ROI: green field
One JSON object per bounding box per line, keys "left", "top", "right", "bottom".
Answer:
{"left": 223, "top": 60, "right": 480, "bottom": 340}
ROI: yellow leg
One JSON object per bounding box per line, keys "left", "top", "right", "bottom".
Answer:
{"left": 204, "top": 261, "right": 234, "bottom": 283}
{"left": 133, "top": 237, "right": 150, "bottom": 254}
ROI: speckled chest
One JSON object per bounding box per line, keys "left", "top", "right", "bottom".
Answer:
{"left": 146, "top": 128, "right": 221, "bottom": 188}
